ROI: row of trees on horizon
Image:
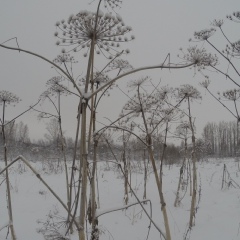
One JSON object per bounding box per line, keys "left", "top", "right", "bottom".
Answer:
{"left": 1, "top": 119, "right": 238, "bottom": 162}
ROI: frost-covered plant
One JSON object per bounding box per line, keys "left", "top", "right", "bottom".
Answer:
{"left": 55, "top": 10, "right": 133, "bottom": 58}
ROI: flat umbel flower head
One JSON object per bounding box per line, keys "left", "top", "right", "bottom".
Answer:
{"left": 225, "top": 40, "right": 240, "bottom": 57}
{"left": 79, "top": 71, "right": 111, "bottom": 87}
{"left": 122, "top": 92, "right": 159, "bottom": 115}
{"left": 200, "top": 78, "right": 210, "bottom": 89}
{"left": 176, "top": 84, "right": 202, "bottom": 101}
{"left": 176, "top": 121, "right": 194, "bottom": 136}
{"left": 156, "top": 86, "right": 175, "bottom": 101}
{"left": 55, "top": 10, "right": 133, "bottom": 58}
{"left": 53, "top": 53, "right": 77, "bottom": 65}
{"left": 193, "top": 28, "right": 216, "bottom": 41}
{"left": 227, "top": 11, "right": 240, "bottom": 23}
{"left": 211, "top": 19, "right": 224, "bottom": 28}
{"left": 0, "top": 90, "right": 21, "bottom": 106}
{"left": 44, "top": 76, "right": 70, "bottom": 97}
{"left": 179, "top": 46, "right": 218, "bottom": 70}
{"left": 222, "top": 89, "right": 240, "bottom": 101}
{"left": 107, "top": 58, "right": 133, "bottom": 73}
{"left": 103, "top": 0, "right": 122, "bottom": 8}
{"left": 127, "top": 76, "right": 150, "bottom": 90}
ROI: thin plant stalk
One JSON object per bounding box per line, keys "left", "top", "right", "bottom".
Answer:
{"left": 137, "top": 85, "right": 171, "bottom": 240}
{"left": 188, "top": 97, "right": 197, "bottom": 228}
{"left": 174, "top": 131, "right": 188, "bottom": 207}
{"left": 68, "top": 99, "right": 82, "bottom": 231}
{"left": 1, "top": 100, "right": 16, "bottom": 240}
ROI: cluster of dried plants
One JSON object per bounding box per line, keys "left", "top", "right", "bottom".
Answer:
{"left": 0, "top": 1, "right": 232, "bottom": 240}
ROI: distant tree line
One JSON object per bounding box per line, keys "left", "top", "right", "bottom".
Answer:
{"left": 2, "top": 119, "right": 238, "bottom": 163}
{"left": 202, "top": 121, "right": 239, "bottom": 157}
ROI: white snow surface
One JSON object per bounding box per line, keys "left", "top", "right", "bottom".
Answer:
{"left": 0, "top": 158, "right": 240, "bottom": 240}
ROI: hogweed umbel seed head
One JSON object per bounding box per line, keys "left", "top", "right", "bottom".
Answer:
{"left": 55, "top": 10, "right": 134, "bottom": 58}
{"left": 176, "top": 84, "right": 202, "bottom": 101}
{"left": 0, "top": 90, "right": 21, "bottom": 106}
{"left": 194, "top": 28, "right": 216, "bottom": 41}
{"left": 200, "top": 78, "right": 211, "bottom": 89}
{"left": 224, "top": 40, "right": 240, "bottom": 57}
{"left": 43, "top": 76, "right": 70, "bottom": 98}
{"left": 211, "top": 19, "right": 224, "bottom": 28}
{"left": 227, "top": 11, "right": 240, "bottom": 23}
{"left": 222, "top": 89, "right": 240, "bottom": 101}
{"left": 179, "top": 46, "right": 218, "bottom": 70}
{"left": 107, "top": 58, "right": 133, "bottom": 73}
{"left": 53, "top": 53, "right": 77, "bottom": 65}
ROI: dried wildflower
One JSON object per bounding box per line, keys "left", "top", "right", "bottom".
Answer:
{"left": 55, "top": 10, "right": 133, "bottom": 58}
{"left": 211, "top": 19, "right": 224, "bottom": 28}
{"left": 176, "top": 121, "right": 194, "bottom": 136}
{"left": 199, "top": 78, "right": 211, "bottom": 89}
{"left": 122, "top": 92, "right": 159, "bottom": 115}
{"left": 227, "top": 11, "right": 240, "bottom": 23}
{"left": 159, "top": 108, "right": 177, "bottom": 122}
{"left": 222, "top": 89, "right": 240, "bottom": 101}
{"left": 0, "top": 90, "right": 21, "bottom": 106}
{"left": 53, "top": 53, "right": 77, "bottom": 65}
{"left": 103, "top": 0, "right": 122, "bottom": 9}
{"left": 225, "top": 40, "right": 240, "bottom": 57}
{"left": 107, "top": 58, "right": 133, "bottom": 73}
{"left": 176, "top": 84, "right": 202, "bottom": 101}
{"left": 180, "top": 46, "right": 218, "bottom": 70}
{"left": 42, "top": 76, "right": 70, "bottom": 98}
{"left": 127, "top": 76, "right": 150, "bottom": 89}
{"left": 37, "top": 207, "right": 70, "bottom": 240}
{"left": 157, "top": 86, "right": 175, "bottom": 100}
{"left": 194, "top": 28, "right": 216, "bottom": 41}
{"left": 79, "top": 72, "right": 110, "bottom": 87}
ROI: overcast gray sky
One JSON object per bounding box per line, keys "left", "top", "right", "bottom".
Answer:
{"left": 0, "top": 0, "right": 239, "bottom": 142}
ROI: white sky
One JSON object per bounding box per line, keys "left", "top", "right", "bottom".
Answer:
{"left": 0, "top": 0, "right": 239, "bottom": 142}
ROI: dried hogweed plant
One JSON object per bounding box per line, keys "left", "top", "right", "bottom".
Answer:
{"left": 55, "top": 10, "right": 133, "bottom": 58}
{"left": 0, "top": 90, "right": 21, "bottom": 107}
{"left": 178, "top": 46, "right": 218, "bottom": 72}
{"left": 227, "top": 11, "right": 240, "bottom": 23}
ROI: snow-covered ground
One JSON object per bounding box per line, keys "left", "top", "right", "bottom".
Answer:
{"left": 1, "top": 158, "right": 240, "bottom": 240}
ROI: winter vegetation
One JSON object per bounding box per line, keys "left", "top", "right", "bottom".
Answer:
{"left": 1, "top": 1, "right": 240, "bottom": 239}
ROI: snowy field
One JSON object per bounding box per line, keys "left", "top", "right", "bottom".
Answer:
{"left": 1, "top": 158, "right": 240, "bottom": 240}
